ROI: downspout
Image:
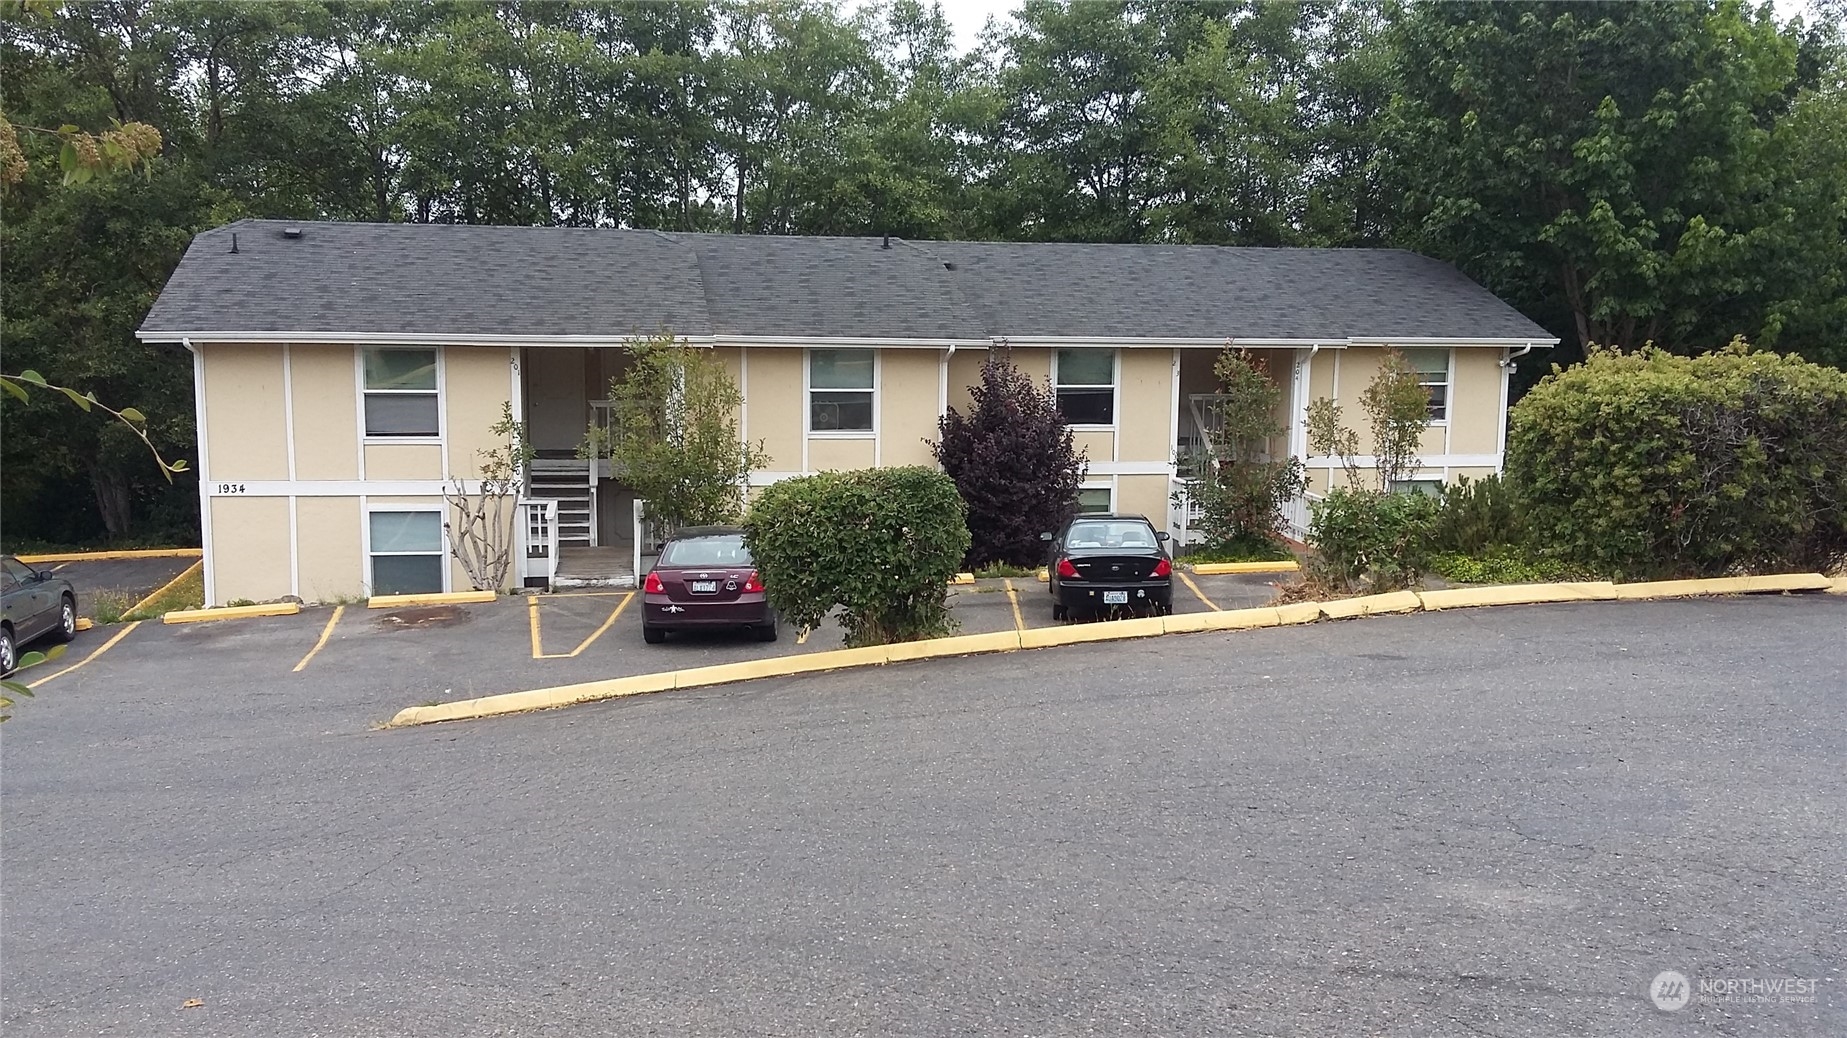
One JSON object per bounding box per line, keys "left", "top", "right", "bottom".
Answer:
{"left": 1499, "top": 341, "right": 1536, "bottom": 371}
{"left": 183, "top": 337, "right": 216, "bottom": 607}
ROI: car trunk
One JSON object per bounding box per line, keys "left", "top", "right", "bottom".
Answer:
{"left": 1065, "top": 553, "right": 1164, "bottom": 581}
{"left": 655, "top": 566, "right": 755, "bottom": 603}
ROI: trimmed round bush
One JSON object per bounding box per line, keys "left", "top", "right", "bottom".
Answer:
{"left": 744, "top": 466, "right": 971, "bottom": 647}
{"left": 1506, "top": 342, "right": 1847, "bottom": 578}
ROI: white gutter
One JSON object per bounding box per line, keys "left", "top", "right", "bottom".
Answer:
{"left": 137, "top": 330, "right": 723, "bottom": 347}
{"left": 1499, "top": 341, "right": 1540, "bottom": 370}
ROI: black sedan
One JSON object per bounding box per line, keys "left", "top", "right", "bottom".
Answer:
{"left": 1042, "top": 514, "right": 1173, "bottom": 620}
{"left": 2, "top": 554, "right": 78, "bottom": 676}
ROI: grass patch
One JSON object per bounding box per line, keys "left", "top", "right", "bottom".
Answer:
{"left": 87, "top": 589, "right": 137, "bottom": 625}
{"left": 120, "top": 565, "right": 205, "bottom": 621}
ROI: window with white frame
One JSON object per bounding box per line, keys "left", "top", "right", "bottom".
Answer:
{"left": 1076, "top": 486, "right": 1113, "bottom": 514}
{"left": 369, "top": 510, "right": 444, "bottom": 595}
{"left": 809, "top": 348, "right": 874, "bottom": 432}
{"left": 363, "top": 348, "right": 439, "bottom": 436}
{"left": 1389, "top": 478, "right": 1444, "bottom": 497}
{"left": 1402, "top": 348, "right": 1451, "bottom": 422}
{"left": 1054, "top": 349, "right": 1115, "bottom": 425}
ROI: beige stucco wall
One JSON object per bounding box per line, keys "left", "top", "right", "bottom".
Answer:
{"left": 946, "top": 347, "right": 987, "bottom": 414}
{"left": 202, "top": 343, "right": 289, "bottom": 481}
{"left": 878, "top": 350, "right": 941, "bottom": 467}
{"left": 295, "top": 496, "right": 363, "bottom": 602}
{"left": 209, "top": 496, "right": 292, "bottom": 603}
{"left": 1117, "top": 349, "right": 1173, "bottom": 463}
{"left": 1449, "top": 349, "right": 1504, "bottom": 455}
{"left": 1072, "top": 430, "right": 1114, "bottom": 463}
{"left": 807, "top": 436, "right": 876, "bottom": 471}
{"left": 1116, "top": 474, "right": 1170, "bottom": 524}
{"left": 445, "top": 346, "right": 516, "bottom": 475}
{"left": 363, "top": 443, "right": 442, "bottom": 480}
{"left": 290, "top": 344, "right": 358, "bottom": 480}
{"left": 746, "top": 347, "right": 802, "bottom": 471}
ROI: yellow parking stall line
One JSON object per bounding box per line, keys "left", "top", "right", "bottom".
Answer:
{"left": 291, "top": 606, "right": 345, "bottom": 673}
{"left": 1003, "top": 578, "right": 1026, "bottom": 632}
{"left": 562, "top": 592, "right": 634, "bottom": 658}
{"left": 528, "top": 596, "right": 545, "bottom": 659}
{"left": 1176, "top": 571, "right": 1221, "bottom": 611}
{"left": 26, "top": 621, "right": 142, "bottom": 689}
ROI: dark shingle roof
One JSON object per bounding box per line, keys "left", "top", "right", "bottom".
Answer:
{"left": 140, "top": 220, "right": 1554, "bottom": 343}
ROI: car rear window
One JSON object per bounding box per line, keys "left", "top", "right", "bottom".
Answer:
{"left": 659, "top": 536, "right": 752, "bottom": 568}
{"left": 1066, "top": 521, "right": 1157, "bottom": 549}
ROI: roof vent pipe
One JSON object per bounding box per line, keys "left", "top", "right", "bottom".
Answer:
{"left": 882, "top": 235, "right": 890, "bottom": 249}
{"left": 230, "top": 233, "right": 238, "bottom": 254}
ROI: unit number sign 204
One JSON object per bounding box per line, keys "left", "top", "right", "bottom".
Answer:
{"left": 214, "top": 482, "right": 248, "bottom": 495}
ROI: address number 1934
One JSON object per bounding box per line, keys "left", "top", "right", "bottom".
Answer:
{"left": 214, "top": 482, "right": 247, "bottom": 495}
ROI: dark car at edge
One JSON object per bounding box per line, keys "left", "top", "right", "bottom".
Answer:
{"left": 641, "top": 527, "right": 777, "bottom": 644}
{"left": 2, "top": 554, "right": 79, "bottom": 676}
{"left": 1043, "top": 514, "right": 1173, "bottom": 620}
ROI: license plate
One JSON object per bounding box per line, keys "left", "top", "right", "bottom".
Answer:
{"left": 690, "top": 580, "right": 718, "bottom": 593}
{"left": 1103, "top": 591, "right": 1129, "bottom": 605}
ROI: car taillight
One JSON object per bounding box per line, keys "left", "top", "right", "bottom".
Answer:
{"left": 643, "top": 571, "right": 665, "bottom": 594}
{"left": 1056, "top": 557, "right": 1080, "bottom": 579}
{"left": 1151, "top": 558, "right": 1172, "bottom": 578}
{"left": 742, "top": 570, "right": 764, "bottom": 593}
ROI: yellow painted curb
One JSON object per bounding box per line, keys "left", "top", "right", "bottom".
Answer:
{"left": 16, "top": 548, "right": 203, "bottom": 564}
{"left": 1274, "top": 602, "right": 1322, "bottom": 625}
{"left": 163, "top": 602, "right": 301, "bottom": 624}
{"left": 367, "top": 590, "right": 499, "bottom": 609}
{"left": 1419, "top": 581, "right": 1619, "bottom": 611}
{"left": 1319, "top": 590, "right": 1424, "bottom": 620}
{"left": 74, "top": 617, "right": 94, "bottom": 632}
{"left": 1159, "top": 611, "right": 1220, "bottom": 634}
{"left": 393, "top": 672, "right": 676, "bottom": 725}
{"left": 886, "top": 629, "right": 1023, "bottom": 662}
{"left": 1205, "top": 606, "right": 1286, "bottom": 631}
{"left": 1831, "top": 577, "right": 1847, "bottom": 595}
{"left": 1019, "top": 614, "right": 1165, "bottom": 649}
{"left": 1190, "top": 560, "right": 1301, "bottom": 575}
{"left": 127, "top": 559, "right": 204, "bottom": 616}
{"left": 948, "top": 572, "right": 976, "bottom": 586}
{"left": 1611, "top": 573, "right": 1831, "bottom": 600}
{"left": 675, "top": 645, "right": 894, "bottom": 689}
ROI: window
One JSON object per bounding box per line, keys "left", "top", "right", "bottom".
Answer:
{"left": 659, "top": 534, "right": 752, "bottom": 568}
{"left": 1402, "top": 348, "right": 1450, "bottom": 422}
{"left": 1066, "top": 519, "right": 1157, "bottom": 549}
{"left": 363, "top": 348, "right": 439, "bottom": 436}
{"left": 809, "top": 348, "right": 874, "bottom": 432}
{"left": 369, "top": 510, "right": 444, "bottom": 594}
{"left": 1076, "top": 487, "right": 1113, "bottom": 514}
{"left": 1055, "top": 349, "right": 1115, "bottom": 425}
{"left": 1390, "top": 479, "right": 1444, "bottom": 498}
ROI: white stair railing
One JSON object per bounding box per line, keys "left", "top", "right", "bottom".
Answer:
{"left": 518, "top": 498, "right": 560, "bottom": 589}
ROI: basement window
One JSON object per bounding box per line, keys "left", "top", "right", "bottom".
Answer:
{"left": 1055, "top": 349, "right": 1115, "bottom": 426}
{"left": 363, "top": 348, "right": 440, "bottom": 436}
{"left": 369, "top": 510, "right": 444, "bottom": 595}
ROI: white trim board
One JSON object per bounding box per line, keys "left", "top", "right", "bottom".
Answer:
{"left": 205, "top": 480, "right": 484, "bottom": 497}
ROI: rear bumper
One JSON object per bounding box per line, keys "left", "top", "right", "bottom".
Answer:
{"left": 1055, "top": 581, "right": 1171, "bottom": 610}
{"left": 643, "top": 595, "right": 772, "bottom": 628}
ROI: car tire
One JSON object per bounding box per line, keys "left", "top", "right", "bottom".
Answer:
{"left": 50, "top": 594, "right": 77, "bottom": 643}
{"left": 753, "top": 621, "right": 778, "bottom": 643}
{"left": 1052, "top": 603, "right": 1067, "bottom": 621}
{"left": 642, "top": 625, "right": 667, "bottom": 645}
{"left": 0, "top": 624, "right": 15, "bottom": 677}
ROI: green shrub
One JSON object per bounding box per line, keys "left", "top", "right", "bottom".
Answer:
{"left": 744, "top": 467, "right": 971, "bottom": 647}
{"left": 1179, "top": 534, "right": 1296, "bottom": 564}
{"left": 1428, "top": 549, "right": 1572, "bottom": 585}
{"left": 1507, "top": 342, "right": 1847, "bottom": 578}
{"left": 1307, "top": 487, "right": 1439, "bottom": 590}
{"left": 1430, "top": 473, "right": 1527, "bottom": 555}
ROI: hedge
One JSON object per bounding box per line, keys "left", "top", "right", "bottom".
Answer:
{"left": 1505, "top": 343, "right": 1847, "bottom": 578}
{"left": 743, "top": 467, "right": 971, "bottom": 647}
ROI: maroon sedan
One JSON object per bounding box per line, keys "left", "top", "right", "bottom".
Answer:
{"left": 641, "top": 527, "right": 777, "bottom": 644}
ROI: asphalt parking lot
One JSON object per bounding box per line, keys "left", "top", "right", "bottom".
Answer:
{"left": 10, "top": 570, "right": 1286, "bottom": 723}
{"left": 23, "top": 554, "right": 199, "bottom": 618}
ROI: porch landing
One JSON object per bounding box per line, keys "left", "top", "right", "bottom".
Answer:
{"left": 554, "top": 545, "right": 637, "bottom": 589}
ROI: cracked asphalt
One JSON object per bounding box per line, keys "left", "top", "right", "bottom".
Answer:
{"left": 3, "top": 594, "right": 1843, "bottom": 1036}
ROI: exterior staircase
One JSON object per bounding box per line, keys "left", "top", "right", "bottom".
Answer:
{"left": 526, "top": 457, "right": 594, "bottom": 547}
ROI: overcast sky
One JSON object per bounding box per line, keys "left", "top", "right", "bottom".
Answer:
{"left": 927, "top": 0, "right": 1824, "bottom": 57}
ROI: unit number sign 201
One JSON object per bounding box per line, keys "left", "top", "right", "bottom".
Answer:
{"left": 214, "top": 482, "right": 248, "bottom": 495}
